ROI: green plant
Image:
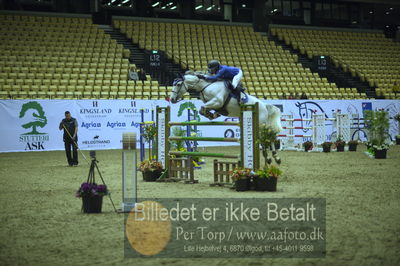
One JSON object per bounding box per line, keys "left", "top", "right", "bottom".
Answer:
{"left": 258, "top": 124, "right": 278, "bottom": 165}
{"left": 170, "top": 126, "right": 186, "bottom": 151}
{"left": 335, "top": 136, "right": 345, "bottom": 146}
{"left": 142, "top": 124, "right": 157, "bottom": 142}
{"left": 367, "top": 146, "right": 375, "bottom": 155}
{"left": 268, "top": 165, "right": 283, "bottom": 178}
{"left": 364, "top": 110, "right": 390, "bottom": 149}
{"left": 396, "top": 135, "right": 400, "bottom": 139}
{"left": 142, "top": 124, "right": 157, "bottom": 160}
{"left": 394, "top": 114, "right": 400, "bottom": 122}
{"left": 230, "top": 167, "right": 254, "bottom": 182}
{"left": 138, "top": 160, "right": 163, "bottom": 172}
{"left": 256, "top": 165, "right": 283, "bottom": 179}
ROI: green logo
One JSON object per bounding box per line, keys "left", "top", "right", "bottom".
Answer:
{"left": 178, "top": 102, "right": 200, "bottom": 121}
{"left": 19, "top": 101, "right": 48, "bottom": 135}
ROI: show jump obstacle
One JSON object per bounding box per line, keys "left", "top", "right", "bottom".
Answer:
{"left": 121, "top": 132, "right": 137, "bottom": 212}
{"left": 279, "top": 113, "right": 350, "bottom": 151}
{"left": 156, "top": 104, "right": 260, "bottom": 182}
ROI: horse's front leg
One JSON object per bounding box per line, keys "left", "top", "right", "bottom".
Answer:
{"left": 199, "top": 106, "right": 213, "bottom": 119}
{"left": 203, "top": 97, "right": 224, "bottom": 120}
{"left": 263, "top": 149, "right": 272, "bottom": 165}
{"left": 270, "top": 143, "right": 281, "bottom": 165}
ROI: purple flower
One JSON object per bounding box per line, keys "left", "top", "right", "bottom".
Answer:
{"left": 97, "top": 184, "right": 107, "bottom": 192}
{"left": 76, "top": 182, "right": 108, "bottom": 197}
{"left": 80, "top": 182, "right": 96, "bottom": 192}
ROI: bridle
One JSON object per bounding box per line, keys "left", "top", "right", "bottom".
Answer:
{"left": 172, "top": 76, "right": 211, "bottom": 102}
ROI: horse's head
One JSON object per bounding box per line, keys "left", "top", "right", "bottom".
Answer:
{"left": 170, "top": 74, "right": 201, "bottom": 103}
{"left": 170, "top": 78, "right": 187, "bottom": 103}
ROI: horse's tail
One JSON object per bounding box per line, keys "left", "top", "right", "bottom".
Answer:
{"left": 265, "top": 104, "right": 283, "bottom": 133}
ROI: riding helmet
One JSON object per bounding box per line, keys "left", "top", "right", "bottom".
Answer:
{"left": 208, "top": 60, "right": 220, "bottom": 73}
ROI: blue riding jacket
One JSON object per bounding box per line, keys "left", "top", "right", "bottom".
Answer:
{"left": 206, "top": 65, "right": 240, "bottom": 81}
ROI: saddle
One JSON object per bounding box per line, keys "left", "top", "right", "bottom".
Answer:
{"left": 223, "top": 80, "right": 247, "bottom": 102}
{"left": 213, "top": 80, "right": 248, "bottom": 116}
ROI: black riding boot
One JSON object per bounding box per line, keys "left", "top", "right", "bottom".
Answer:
{"left": 234, "top": 86, "right": 242, "bottom": 104}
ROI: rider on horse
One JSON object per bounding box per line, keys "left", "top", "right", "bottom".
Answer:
{"left": 197, "top": 60, "right": 244, "bottom": 103}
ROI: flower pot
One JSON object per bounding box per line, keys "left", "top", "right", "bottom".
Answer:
{"left": 336, "top": 144, "right": 345, "bottom": 152}
{"left": 396, "top": 137, "right": 400, "bottom": 145}
{"left": 142, "top": 170, "right": 162, "bottom": 182}
{"left": 235, "top": 179, "right": 250, "bottom": 192}
{"left": 348, "top": 144, "right": 357, "bottom": 151}
{"left": 253, "top": 177, "right": 269, "bottom": 191}
{"left": 323, "top": 146, "right": 331, "bottom": 153}
{"left": 82, "top": 195, "right": 103, "bottom": 213}
{"left": 374, "top": 149, "right": 387, "bottom": 159}
{"left": 266, "top": 177, "right": 277, "bottom": 192}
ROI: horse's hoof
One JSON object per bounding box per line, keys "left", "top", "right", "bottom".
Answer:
{"left": 213, "top": 113, "right": 221, "bottom": 119}
{"left": 267, "top": 158, "right": 272, "bottom": 165}
{"left": 275, "top": 157, "right": 281, "bottom": 165}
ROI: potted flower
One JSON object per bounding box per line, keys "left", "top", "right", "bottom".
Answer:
{"left": 335, "top": 136, "right": 345, "bottom": 152}
{"left": 266, "top": 165, "right": 283, "bottom": 191}
{"left": 364, "top": 110, "right": 390, "bottom": 159}
{"left": 138, "top": 160, "right": 163, "bottom": 181}
{"left": 254, "top": 165, "right": 283, "bottom": 191}
{"left": 348, "top": 140, "right": 359, "bottom": 151}
{"left": 373, "top": 143, "right": 389, "bottom": 159}
{"left": 76, "top": 183, "right": 108, "bottom": 213}
{"left": 322, "top": 142, "right": 332, "bottom": 153}
{"left": 230, "top": 167, "right": 253, "bottom": 192}
{"left": 303, "top": 141, "right": 313, "bottom": 152}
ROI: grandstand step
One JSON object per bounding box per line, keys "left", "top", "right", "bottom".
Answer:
{"left": 268, "top": 32, "right": 377, "bottom": 99}
{"left": 99, "top": 24, "right": 188, "bottom": 86}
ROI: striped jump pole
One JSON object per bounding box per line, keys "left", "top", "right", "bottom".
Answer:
{"left": 169, "top": 151, "right": 239, "bottom": 159}
{"left": 280, "top": 114, "right": 325, "bottom": 151}
{"left": 169, "top": 121, "right": 241, "bottom": 126}
{"left": 168, "top": 136, "right": 240, "bottom": 142}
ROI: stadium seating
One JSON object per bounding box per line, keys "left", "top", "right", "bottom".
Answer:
{"left": 271, "top": 27, "right": 400, "bottom": 99}
{"left": 114, "top": 19, "right": 368, "bottom": 100}
{"left": 0, "top": 14, "right": 164, "bottom": 100}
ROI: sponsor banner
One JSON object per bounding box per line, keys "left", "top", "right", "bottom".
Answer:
{"left": 0, "top": 99, "right": 399, "bottom": 152}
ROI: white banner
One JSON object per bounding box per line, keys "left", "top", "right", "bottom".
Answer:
{"left": 0, "top": 99, "right": 399, "bottom": 153}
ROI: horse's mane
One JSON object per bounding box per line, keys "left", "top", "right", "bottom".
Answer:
{"left": 184, "top": 70, "right": 217, "bottom": 84}
{"left": 185, "top": 70, "right": 207, "bottom": 75}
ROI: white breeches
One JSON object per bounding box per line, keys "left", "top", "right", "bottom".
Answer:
{"left": 232, "top": 69, "right": 243, "bottom": 89}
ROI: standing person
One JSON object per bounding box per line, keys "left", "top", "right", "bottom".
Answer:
{"left": 128, "top": 67, "right": 139, "bottom": 81}
{"left": 59, "top": 111, "right": 79, "bottom": 166}
{"left": 137, "top": 68, "right": 147, "bottom": 81}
